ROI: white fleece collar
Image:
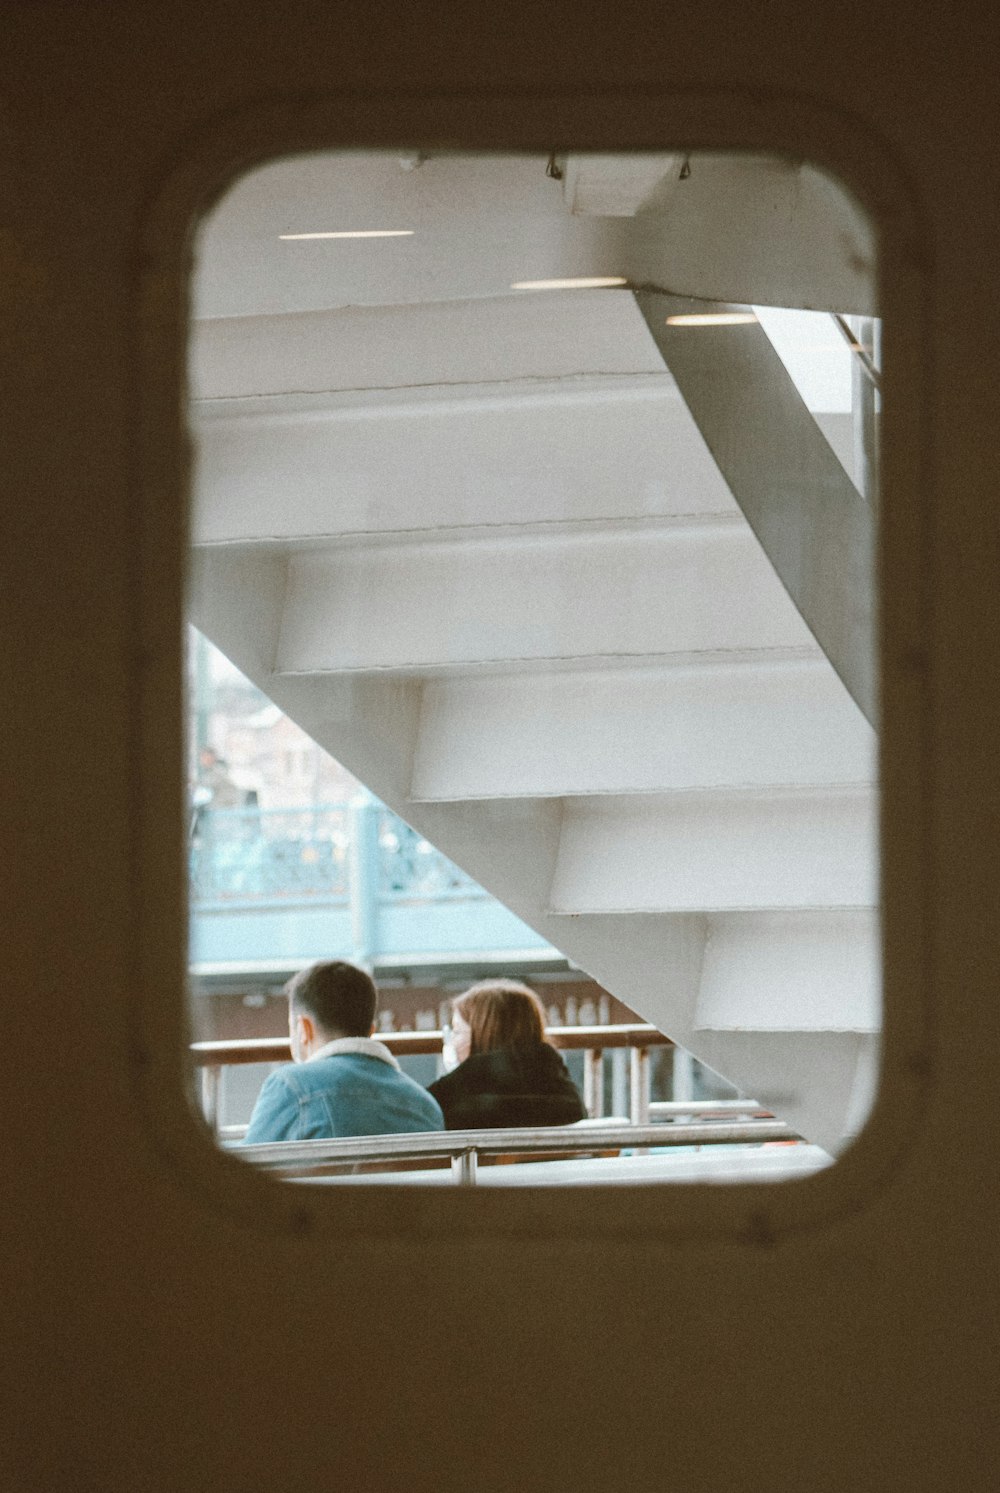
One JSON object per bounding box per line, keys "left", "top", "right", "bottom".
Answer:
{"left": 308, "top": 1036, "right": 400, "bottom": 1071}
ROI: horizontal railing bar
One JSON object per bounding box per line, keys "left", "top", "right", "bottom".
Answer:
{"left": 234, "top": 1119, "right": 798, "bottom": 1170}
{"left": 507, "top": 1023, "right": 671, "bottom": 1050}
{"left": 191, "top": 1023, "right": 674, "bottom": 1067}
{"left": 191, "top": 1031, "right": 445, "bottom": 1063}
{"left": 220, "top": 1102, "right": 770, "bottom": 1134}
{"left": 194, "top": 801, "right": 349, "bottom": 818}
{"left": 193, "top": 1036, "right": 295, "bottom": 1066}
{"left": 217, "top": 1110, "right": 776, "bottom": 1142}
{"left": 379, "top": 890, "right": 490, "bottom": 904}
{"left": 648, "top": 1100, "right": 771, "bottom": 1118}
{"left": 194, "top": 896, "right": 351, "bottom": 912}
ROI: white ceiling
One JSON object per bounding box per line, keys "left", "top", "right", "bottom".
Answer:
{"left": 193, "top": 153, "right": 629, "bottom": 319}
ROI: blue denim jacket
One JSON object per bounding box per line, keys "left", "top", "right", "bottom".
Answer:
{"left": 243, "top": 1038, "right": 444, "bottom": 1143}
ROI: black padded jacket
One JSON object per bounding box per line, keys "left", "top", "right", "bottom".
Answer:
{"left": 427, "top": 1042, "right": 586, "bottom": 1130}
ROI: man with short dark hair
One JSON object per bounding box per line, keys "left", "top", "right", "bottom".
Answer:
{"left": 243, "top": 961, "right": 443, "bottom": 1143}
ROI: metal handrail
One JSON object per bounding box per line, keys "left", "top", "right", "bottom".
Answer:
{"left": 648, "top": 1100, "right": 771, "bottom": 1119}
{"left": 234, "top": 1119, "right": 799, "bottom": 1185}
{"left": 219, "top": 1099, "right": 770, "bottom": 1144}
{"left": 190, "top": 1022, "right": 673, "bottom": 1068}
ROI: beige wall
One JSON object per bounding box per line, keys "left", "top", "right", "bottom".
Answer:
{"left": 2, "top": 4, "right": 997, "bottom": 1488}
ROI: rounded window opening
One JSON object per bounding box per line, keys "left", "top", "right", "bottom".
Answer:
{"left": 185, "top": 149, "right": 881, "bottom": 1188}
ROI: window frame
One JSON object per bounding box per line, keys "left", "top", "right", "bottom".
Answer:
{"left": 133, "top": 93, "right": 931, "bottom": 1243}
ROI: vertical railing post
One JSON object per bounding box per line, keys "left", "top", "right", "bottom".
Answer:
{"left": 348, "top": 790, "right": 380, "bottom": 969}
{"left": 611, "top": 1049, "right": 628, "bottom": 1118}
{"left": 451, "top": 1148, "right": 478, "bottom": 1186}
{"left": 672, "top": 1046, "right": 695, "bottom": 1107}
{"left": 201, "top": 1065, "right": 221, "bottom": 1134}
{"left": 583, "top": 1048, "right": 604, "bottom": 1119}
{"left": 630, "top": 1046, "right": 651, "bottom": 1125}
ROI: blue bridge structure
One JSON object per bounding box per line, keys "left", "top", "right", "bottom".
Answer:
{"left": 189, "top": 793, "right": 554, "bottom": 978}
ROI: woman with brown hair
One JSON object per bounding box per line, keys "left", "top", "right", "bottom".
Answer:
{"left": 427, "top": 979, "right": 586, "bottom": 1130}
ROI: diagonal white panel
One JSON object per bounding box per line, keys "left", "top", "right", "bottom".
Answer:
{"left": 689, "top": 1030, "right": 874, "bottom": 1155}
{"left": 190, "top": 291, "right": 667, "bottom": 401}
{"left": 191, "top": 382, "right": 736, "bottom": 546}
{"left": 411, "top": 658, "right": 874, "bottom": 801}
{"left": 188, "top": 548, "right": 288, "bottom": 680}
{"left": 549, "top": 791, "right": 877, "bottom": 913}
{"left": 696, "top": 910, "right": 880, "bottom": 1031}
{"left": 276, "top": 525, "right": 815, "bottom": 675}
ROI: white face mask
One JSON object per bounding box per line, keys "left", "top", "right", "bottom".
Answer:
{"left": 440, "top": 1026, "right": 460, "bottom": 1073}
{"left": 444, "top": 1009, "right": 473, "bottom": 1069}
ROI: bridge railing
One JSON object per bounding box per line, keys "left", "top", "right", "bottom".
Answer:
{"left": 375, "top": 810, "right": 482, "bottom": 903}
{"left": 190, "top": 799, "right": 485, "bottom": 910}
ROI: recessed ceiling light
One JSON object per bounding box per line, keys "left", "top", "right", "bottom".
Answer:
{"left": 665, "top": 312, "right": 758, "bottom": 326}
{"left": 510, "top": 276, "right": 629, "bottom": 291}
{"left": 278, "top": 229, "right": 415, "bottom": 240}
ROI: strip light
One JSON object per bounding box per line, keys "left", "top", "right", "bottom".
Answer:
{"left": 665, "top": 312, "right": 758, "bottom": 326}
{"left": 511, "top": 276, "right": 628, "bottom": 291}
{"left": 279, "top": 230, "right": 415, "bottom": 240}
